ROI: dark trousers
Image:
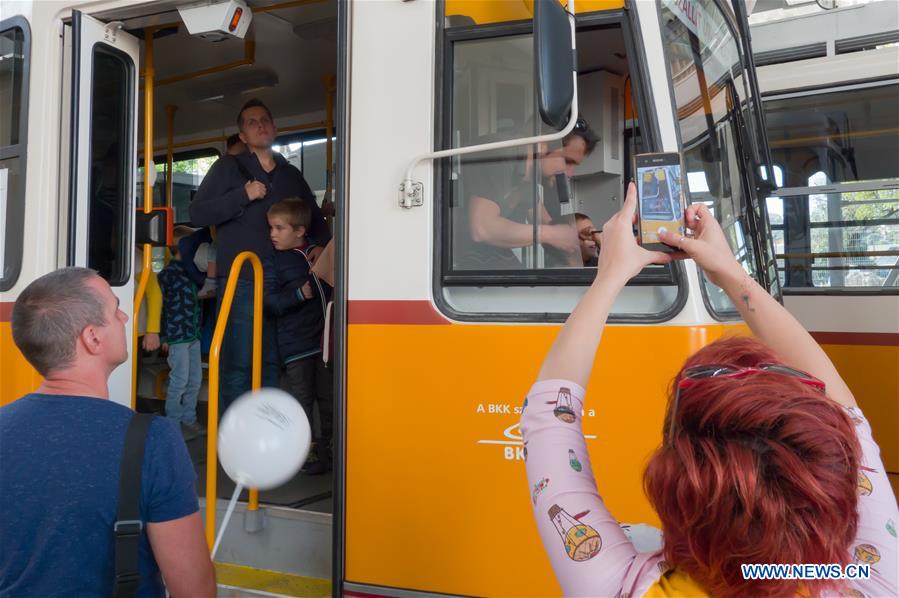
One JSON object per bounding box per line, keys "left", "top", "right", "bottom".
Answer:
{"left": 216, "top": 278, "right": 280, "bottom": 415}
{"left": 283, "top": 355, "right": 334, "bottom": 445}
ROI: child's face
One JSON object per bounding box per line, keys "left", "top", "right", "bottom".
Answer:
{"left": 268, "top": 215, "right": 306, "bottom": 250}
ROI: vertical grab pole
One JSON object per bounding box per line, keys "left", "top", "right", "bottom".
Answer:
{"left": 206, "top": 251, "right": 263, "bottom": 550}
{"left": 132, "top": 27, "right": 155, "bottom": 409}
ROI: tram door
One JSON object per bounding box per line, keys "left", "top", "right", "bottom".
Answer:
{"left": 66, "top": 11, "right": 140, "bottom": 406}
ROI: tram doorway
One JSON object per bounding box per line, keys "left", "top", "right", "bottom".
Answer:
{"left": 62, "top": 0, "right": 339, "bottom": 587}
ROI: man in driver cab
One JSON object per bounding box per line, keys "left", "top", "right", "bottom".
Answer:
{"left": 459, "top": 118, "right": 599, "bottom": 270}
{"left": 189, "top": 99, "right": 330, "bottom": 413}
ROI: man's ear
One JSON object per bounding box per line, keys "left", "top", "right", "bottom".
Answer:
{"left": 79, "top": 325, "right": 103, "bottom": 356}
{"left": 238, "top": 130, "right": 247, "bottom": 144}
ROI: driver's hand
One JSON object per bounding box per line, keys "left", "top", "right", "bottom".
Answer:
{"left": 541, "top": 223, "right": 580, "bottom": 255}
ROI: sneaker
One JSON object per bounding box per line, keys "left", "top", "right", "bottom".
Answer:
{"left": 197, "top": 279, "right": 217, "bottom": 300}
{"left": 301, "top": 442, "right": 331, "bottom": 476}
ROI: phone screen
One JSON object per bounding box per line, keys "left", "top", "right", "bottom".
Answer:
{"left": 634, "top": 153, "right": 685, "bottom": 248}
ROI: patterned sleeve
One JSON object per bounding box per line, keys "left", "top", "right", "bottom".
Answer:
{"left": 520, "top": 380, "right": 666, "bottom": 597}
{"left": 845, "top": 406, "right": 898, "bottom": 598}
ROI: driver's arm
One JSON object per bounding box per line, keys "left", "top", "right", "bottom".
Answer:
{"left": 468, "top": 195, "right": 538, "bottom": 248}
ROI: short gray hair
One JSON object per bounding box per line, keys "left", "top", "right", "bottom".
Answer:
{"left": 11, "top": 267, "right": 108, "bottom": 376}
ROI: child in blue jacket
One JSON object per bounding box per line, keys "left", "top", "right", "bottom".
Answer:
{"left": 264, "top": 198, "right": 333, "bottom": 474}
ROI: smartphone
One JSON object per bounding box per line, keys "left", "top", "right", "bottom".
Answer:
{"left": 633, "top": 152, "right": 686, "bottom": 251}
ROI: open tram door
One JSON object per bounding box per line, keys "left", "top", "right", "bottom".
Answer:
{"left": 64, "top": 11, "right": 141, "bottom": 406}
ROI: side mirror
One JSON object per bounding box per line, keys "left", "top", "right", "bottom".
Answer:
{"left": 534, "top": 0, "right": 574, "bottom": 130}
{"left": 135, "top": 207, "right": 173, "bottom": 247}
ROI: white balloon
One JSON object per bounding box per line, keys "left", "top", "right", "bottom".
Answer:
{"left": 217, "top": 388, "right": 311, "bottom": 490}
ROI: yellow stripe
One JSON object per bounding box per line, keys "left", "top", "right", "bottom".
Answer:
{"left": 214, "top": 563, "right": 331, "bottom": 597}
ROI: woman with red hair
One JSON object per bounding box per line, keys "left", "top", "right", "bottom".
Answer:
{"left": 521, "top": 183, "right": 898, "bottom": 597}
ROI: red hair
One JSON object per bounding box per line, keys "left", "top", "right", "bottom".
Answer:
{"left": 644, "top": 336, "right": 860, "bottom": 597}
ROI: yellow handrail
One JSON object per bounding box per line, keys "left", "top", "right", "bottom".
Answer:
{"left": 205, "top": 251, "right": 263, "bottom": 549}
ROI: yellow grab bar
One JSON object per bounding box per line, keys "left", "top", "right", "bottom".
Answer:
{"left": 205, "top": 251, "right": 263, "bottom": 549}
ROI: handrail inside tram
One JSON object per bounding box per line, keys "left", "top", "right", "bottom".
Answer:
{"left": 204, "top": 251, "right": 264, "bottom": 550}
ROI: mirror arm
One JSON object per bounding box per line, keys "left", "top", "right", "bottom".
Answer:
{"left": 400, "top": 0, "right": 578, "bottom": 209}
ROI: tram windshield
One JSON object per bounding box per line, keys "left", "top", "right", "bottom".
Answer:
{"left": 660, "top": 0, "right": 773, "bottom": 315}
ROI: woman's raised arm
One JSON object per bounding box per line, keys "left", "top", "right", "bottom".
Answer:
{"left": 537, "top": 184, "right": 671, "bottom": 386}
{"left": 659, "top": 206, "right": 856, "bottom": 408}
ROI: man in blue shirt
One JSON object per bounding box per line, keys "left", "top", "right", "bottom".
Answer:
{"left": 0, "top": 267, "right": 215, "bottom": 597}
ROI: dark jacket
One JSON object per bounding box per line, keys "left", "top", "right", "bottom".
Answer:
{"left": 188, "top": 150, "right": 330, "bottom": 280}
{"left": 263, "top": 244, "right": 332, "bottom": 364}
{"left": 177, "top": 227, "right": 213, "bottom": 288}
{"left": 157, "top": 259, "right": 200, "bottom": 344}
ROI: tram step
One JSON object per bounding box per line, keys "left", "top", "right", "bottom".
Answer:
{"left": 201, "top": 498, "right": 332, "bottom": 585}
{"left": 216, "top": 563, "right": 330, "bottom": 598}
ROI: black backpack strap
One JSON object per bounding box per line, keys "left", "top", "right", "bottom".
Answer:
{"left": 231, "top": 154, "right": 255, "bottom": 183}
{"left": 114, "top": 413, "right": 154, "bottom": 597}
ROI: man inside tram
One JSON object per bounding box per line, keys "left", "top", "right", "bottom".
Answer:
{"left": 189, "top": 99, "right": 330, "bottom": 413}
{"left": 460, "top": 118, "right": 598, "bottom": 269}
{"left": 1, "top": 268, "right": 216, "bottom": 596}
{"left": 575, "top": 212, "right": 600, "bottom": 267}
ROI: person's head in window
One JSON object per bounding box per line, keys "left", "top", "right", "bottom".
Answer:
{"left": 237, "top": 98, "right": 276, "bottom": 151}
{"left": 226, "top": 133, "right": 246, "bottom": 156}
{"left": 539, "top": 118, "right": 599, "bottom": 179}
{"left": 575, "top": 213, "right": 599, "bottom": 267}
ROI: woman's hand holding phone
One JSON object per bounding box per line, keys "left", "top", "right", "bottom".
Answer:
{"left": 595, "top": 183, "right": 672, "bottom": 287}
{"left": 658, "top": 203, "right": 744, "bottom": 288}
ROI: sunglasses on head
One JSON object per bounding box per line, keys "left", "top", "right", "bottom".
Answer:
{"left": 667, "top": 363, "right": 826, "bottom": 442}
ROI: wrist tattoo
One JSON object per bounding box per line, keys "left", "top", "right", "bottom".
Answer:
{"left": 741, "top": 293, "right": 755, "bottom": 313}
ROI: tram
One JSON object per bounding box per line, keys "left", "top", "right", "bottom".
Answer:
{"left": 750, "top": 0, "right": 899, "bottom": 502}
{"left": 1, "top": 0, "right": 787, "bottom": 595}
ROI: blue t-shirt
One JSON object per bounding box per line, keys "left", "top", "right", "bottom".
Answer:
{"left": 0, "top": 394, "right": 199, "bottom": 597}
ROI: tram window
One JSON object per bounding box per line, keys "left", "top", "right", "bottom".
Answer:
{"left": 660, "top": 0, "right": 762, "bottom": 316}
{"left": 139, "top": 151, "right": 218, "bottom": 223}
{"left": 439, "top": 22, "right": 680, "bottom": 319}
{"left": 764, "top": 83, "right": 899, "bottom": 291}
{"left": 0, "top": 23, "right": 28, "bottom": 292}
{"left": 273, "top": 131, "right": 334, "bottom": 197}
{"left": 445, "top": 27, "right": 661, "bottom": 277}
{"left": 768, "top": 185, "right": 899, "bottom": 290}
{"left": 87, "top": 47, "right": 132, "bottom": 285}
{"left": 765, "top": 84, "right": 899, "bottom": 186}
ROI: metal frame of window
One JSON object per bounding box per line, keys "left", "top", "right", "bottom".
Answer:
{"left": 764, "top": 79, "right": 899, "bottom": 295}
{"left": 0, "top": 17, "right": 31, "bottom": 292}
{"left": 146, "top": 147, "right": 220, "bottom": 216}
{"left": 432, "top": 5, "right": 688, "bottom": 323}
{"left": 272, "top": 129, "right": 332, "bottom": 191}
{"left": 657, "top": 0, "right": 779, "bottom": 321}
{"left": 85, "top": 42, "right": 135, "bottom": 287}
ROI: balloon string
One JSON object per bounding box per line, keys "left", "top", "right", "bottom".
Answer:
{"left": 211, "top": 482, "right": 244, "bottom": 560}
